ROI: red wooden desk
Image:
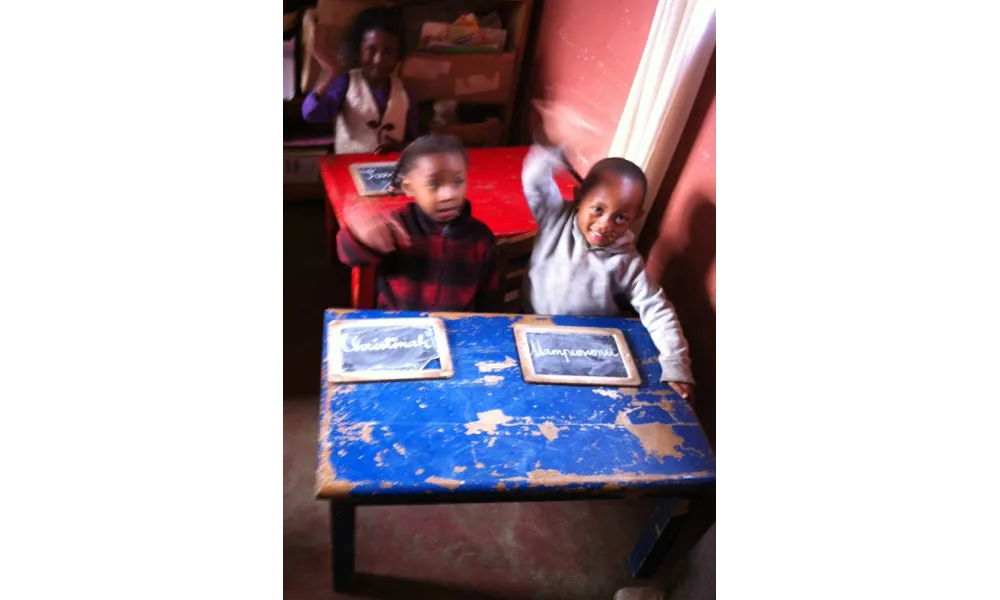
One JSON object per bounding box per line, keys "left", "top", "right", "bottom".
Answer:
{"left": 320, "top": 147, "right": 577, "bottom": 308}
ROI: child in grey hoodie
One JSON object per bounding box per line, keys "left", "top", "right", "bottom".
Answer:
{"left": 521, "top": 144, "right": 695, "bottom": 397}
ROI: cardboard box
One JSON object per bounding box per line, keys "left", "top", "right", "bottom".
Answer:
{"left": 418, "top": 22, "right": 507, "bottom": 53}
{"left": 314, "top": 0, "right": 389, "bottom": 26}
{"left": 401, "top": 52, "right": 514, "bottom": 104}
{"left": 284, "top": 147, "right": 329, "bottom": 201}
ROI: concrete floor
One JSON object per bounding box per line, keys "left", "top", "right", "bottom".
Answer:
{"left": 284, "top": 199, "right": 715, "bottom": 599}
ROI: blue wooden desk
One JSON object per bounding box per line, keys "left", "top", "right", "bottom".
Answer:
{"left": 316, "top": 310, "right": 716, "bottom": 591}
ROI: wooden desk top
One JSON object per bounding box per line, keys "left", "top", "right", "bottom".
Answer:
{"left": 319, "top": 147, "right": 578, "bottom": 239}
{"left": 316, "top": 310, "right": 716, "bottom": 501}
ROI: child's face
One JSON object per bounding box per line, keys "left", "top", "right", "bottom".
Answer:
{"left": 402, "top": 152, "right": 469, "bottom": 223}
{"left": 360, "top": 28, "right": 401, "bottom": 82}
{"left": 576, "top": 175, "right": 644, "bottom": 247}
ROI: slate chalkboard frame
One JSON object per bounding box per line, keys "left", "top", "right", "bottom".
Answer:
{"left": 512, "top": 323, "right": 641, "bottom": 387}
{"left": 348, "top": 161, "right": 398, "bottom": 197}
{"left": 327, "top": 317, "right": 454, "bottom": 383}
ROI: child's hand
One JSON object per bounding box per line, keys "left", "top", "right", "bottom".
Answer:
{"left": 668, "top": 381, "right": 695, "bottom": 400}
{"left": 346, "top": 206, "right": 412, "bottom": 254}
{"left": 531, "top": 99, "right": 599, "bottom": 156}
{"left": 374, "top": 138, "right": 404, "bottom": 155}
{"left": 310, "top": 35, "right": 339, "bottom": 74}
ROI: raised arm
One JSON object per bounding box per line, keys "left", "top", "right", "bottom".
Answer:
{"left": 336, "top": 225, "right": 386, "bottom": 267}
{"left": 621, "top": 256, "right": 695, "bottom": 385}
{"left": 336, "top": 206, "right": 411, "bottom": 267}
{"left": 521, "top": 144, "right": 571, "bottom": 228}
{"left": 301, "top": 72, "right": 349, "bottom": 124}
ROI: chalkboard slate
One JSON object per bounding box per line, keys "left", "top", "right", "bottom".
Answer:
{"left": 327, "top": 317, "right": 454, "bottom": 383}
{"left": 513, "top": 324, "right": 640, "bottom": 386}
{"left": 349, "top": 161, "right": 397, "bottom": 197}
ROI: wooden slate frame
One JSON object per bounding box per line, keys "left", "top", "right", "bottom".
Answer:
{"left": 513, "top": 323, "right": 641, "bottom": 387}
{"left": 348, "top": 161, "right": 397, "bottom": 197}
{"left": 327, "top": 317, "right": 454, "bottom": 383}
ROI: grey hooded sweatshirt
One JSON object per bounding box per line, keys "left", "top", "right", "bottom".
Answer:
{"left": 521, "top": 145, "right": 694, "bottom": 384}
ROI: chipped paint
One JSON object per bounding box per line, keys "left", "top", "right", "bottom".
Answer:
{"left": 415, "top": 468, "right": 425, "bottom": 475}
{"left": 501, "top": 469, "right": 711, "bottom": 488}
{"left": 464, "top": 409, "right": 514, "bottom": 435}
{"left": 537, "top": 421, "right": 565, "bottom": 442}
{"left": 393, "top": 443, "right": 407, "bottom": 456}
{"left": 418, "top": 403, "right": 428, "bottom": 409}
{"left": 319, "top": 479, "right": 363, "bottom": 496}
{"left": 380, "top": 482, "right": 393, "bottom": 488}
{"left": 454, "top": 466, "right": 467, "bottom": 473}
{"left": 487, "top": 437, "right": 498, "bottom": 448}
{"left": 336, "top": 420, "right": 378, "bottom": 444}
{"left": 329, "top": 384, "right": 358, "bottom": 398}
{"left": 615, "top": 410, "right": 684, "bottom": 461}
{"left": 475, "top": 462, "right": 485, "bottom": 469}
{"left": 315, "top": 462, "right": 369, "bottom": 498}
{"left": 425, "top": 476, "right": 463, "bottom": 490}
{"left": 374, "top": 449, "right": 388, "bottom": 466}
{"left": 474, "top": 375, "right": 504, "bottom": 386}
{"left": 474, "top": 356, "right": 517, "bottom": 373}
{"left": 593, "top": 389, "right": 622, "bottom": 399}
{"left": 515, "top": 315, "right": 555, "bottom": 326}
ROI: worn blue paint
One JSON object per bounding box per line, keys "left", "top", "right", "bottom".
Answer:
{"left": 317, "top": 310, "right": 716, "bottom": 499}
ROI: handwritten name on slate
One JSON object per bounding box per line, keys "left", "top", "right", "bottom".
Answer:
{"left": 514, "top": 324, "right": 640, "bottom": 386}
{"left": 339, "top": 325, "right": 439, "bottom": 373}
{"left": 526, "top": 331, "right": 628, "bottom": 378}
{"left": 349, "top": 162, "right": 397, "bottom": 196}
{"left": 327, "top": 317, "right": 454, "bottom": 382}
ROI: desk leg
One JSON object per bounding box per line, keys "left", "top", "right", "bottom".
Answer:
{"left": 630, "top": 493, "right": 715, "bottom": 579}
{"left": 330, "top": 501, "right": 356, "bottom": 593}
{"left": 351, "top": 267, "right": 377, "bottom": 309}
{"left": 325, "top": 200, "right": 335, "bottom": 268}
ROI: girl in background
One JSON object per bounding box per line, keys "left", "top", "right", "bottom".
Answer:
{"left": 302, "top": 6, "right": 419, "bottom": 154}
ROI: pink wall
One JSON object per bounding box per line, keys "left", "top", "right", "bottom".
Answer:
{"left": 517, "top": 0, "right": 658, "bottom": 171}
{"left": 516, "top": 5, "right": 716, "bottom": 439}
{"left": 641, "top": 52, "right": 716, "bottom": 441}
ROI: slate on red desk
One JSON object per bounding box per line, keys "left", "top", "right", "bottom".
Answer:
{"left": 316, "top": 310, "right": 716, "bottom": 501}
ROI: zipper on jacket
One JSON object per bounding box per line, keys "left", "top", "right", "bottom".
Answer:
{"left": 434, "top": 227, "right": 450, "bottom": 307}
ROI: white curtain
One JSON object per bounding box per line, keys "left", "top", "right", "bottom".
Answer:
{"left": 608, "top": 0, "right": 716, "bottom": 235}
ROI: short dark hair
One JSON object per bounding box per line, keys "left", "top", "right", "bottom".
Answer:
{"left": 338, "top": 6, "right": 406, "bottom": 68}
{"left": 390, "top": 134, "right": 469, "bottom": 194}
{"left": 579, "top": 157, "right": 648, "bottom": 201}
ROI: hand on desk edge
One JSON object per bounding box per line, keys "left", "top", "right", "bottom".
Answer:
{"left": 668, "top": 381, "right": 695, "bottom": 400}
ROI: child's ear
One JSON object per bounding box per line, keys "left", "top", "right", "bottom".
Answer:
{"left": 400, "top": 176, "right": 415, "bottom": 197}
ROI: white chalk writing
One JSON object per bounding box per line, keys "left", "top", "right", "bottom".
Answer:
{"left": 341, "top": 334, "right": 435, "bottom": 353}
{"left": 529, "top": 340, "right": 619, "bottom": 363}
{"left": 361, "top": 168, "right": 393, "bottom": 181}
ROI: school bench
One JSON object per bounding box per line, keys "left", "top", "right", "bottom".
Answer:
{"left": 316, "top": 309, "right": 716, "bottom": 592}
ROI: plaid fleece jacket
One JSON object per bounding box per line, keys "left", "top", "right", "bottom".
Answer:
{"left": 337, "top": 201, "right": 499, "bottom": 311}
